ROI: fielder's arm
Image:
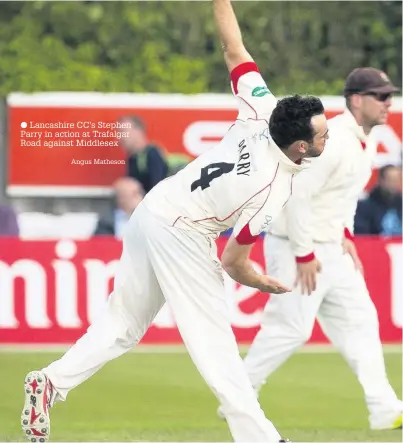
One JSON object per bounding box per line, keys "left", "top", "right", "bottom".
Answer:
{"left": 284, "top": 145, "right": 339, "bottom": 295}
{"left": 286, "top": 145, "right": 339, "bottom": 262}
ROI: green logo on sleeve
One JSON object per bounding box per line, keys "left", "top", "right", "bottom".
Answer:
{"left": 252, "top": 86, "right": 271, "bottom": 97}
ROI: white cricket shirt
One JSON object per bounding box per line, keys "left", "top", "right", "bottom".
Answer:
{"left": 142, "top": 62, "right": 308, "bottom": 244}
{"left": 270, "top": 109, "right": 378, "bottom": 260}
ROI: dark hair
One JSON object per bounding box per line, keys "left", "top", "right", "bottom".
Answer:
{"left": 269, "top": 95, "right": 325, "bottom": 149}
{"left": 118, "top": 115, "right": 146, "bottom": 132}
{"left": 379, "top": 164, "right": 399, "bottom": 180}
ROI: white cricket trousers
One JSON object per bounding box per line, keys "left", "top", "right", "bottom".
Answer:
{"left": 43, "top": 202, "right": 282, "bottom": 443}
{"left": 245, "top": 235, "right": 402, "bottom": 429}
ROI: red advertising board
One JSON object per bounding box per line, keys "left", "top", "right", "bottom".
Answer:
{"left": 6, "top": 93, "right": 402, "bottom": 196}
{"left": 0, "top": 237, "right": 401, "bottom": 345}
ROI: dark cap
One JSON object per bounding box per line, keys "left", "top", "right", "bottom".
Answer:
{"left": 344, "top": 67, "right": 399, "bottom": 97}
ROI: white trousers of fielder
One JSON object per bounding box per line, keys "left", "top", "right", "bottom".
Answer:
{"left": 42, "top": 202, "right": 282, "bottom": 443}
{"left": 244, "top": 235, "right": 402, "bottom": 430}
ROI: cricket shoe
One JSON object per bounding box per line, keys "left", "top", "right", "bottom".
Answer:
{"left": 21, "top": 371, "right": 53, "bottom": 443}
{"left": 392, "top": 414, "right": 403, "bottom": 429}
{"left": 217, "top": 406, "right": 292, "bottom": 442}
{"left": 370, "top": 412, "right": 403, "bottom": 430}
{"left": 391, "top": 414, "right": 403, "bottom": 429}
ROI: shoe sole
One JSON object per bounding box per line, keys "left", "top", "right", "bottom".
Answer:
{"left": 21, "top": 371, "right": 50, "bottom": 443}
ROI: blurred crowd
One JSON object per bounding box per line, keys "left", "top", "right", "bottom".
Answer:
{"left": 355, "top": 164, "right": 402, "bottom": 236}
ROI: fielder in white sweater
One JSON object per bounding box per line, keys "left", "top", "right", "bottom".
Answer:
{"left": 219, "top": 67, "right": 403, "bottom": 430}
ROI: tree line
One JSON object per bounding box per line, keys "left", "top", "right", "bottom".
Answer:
{"left": 0, "top": 1, "right": 401, "bottom": 96}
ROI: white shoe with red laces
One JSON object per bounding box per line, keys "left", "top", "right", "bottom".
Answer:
{"left": 21, "top": 371, "right": 53, "bottom": 443}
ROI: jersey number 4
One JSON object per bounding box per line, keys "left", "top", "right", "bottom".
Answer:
{"left": 191, "top": 162, "right": 235, "bottom": 192}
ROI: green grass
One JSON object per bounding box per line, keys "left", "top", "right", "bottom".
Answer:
{"left": 1, "top": 348, "right": 401, "bottom": 442}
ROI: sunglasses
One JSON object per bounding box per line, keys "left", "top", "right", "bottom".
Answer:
{"left": 361, "top": 92, "right": 392, "bottom": 102}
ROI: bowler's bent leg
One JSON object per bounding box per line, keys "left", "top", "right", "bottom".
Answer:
{"left": 147, "top": 224, "right": 283, "bottom": 443}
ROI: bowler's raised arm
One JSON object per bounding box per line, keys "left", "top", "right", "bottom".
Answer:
{"left": 213, "top": 0, "right": 253, "bottom": 73}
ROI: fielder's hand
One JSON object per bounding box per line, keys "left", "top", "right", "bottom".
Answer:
{"left": 343, "top": 238, "right": 364, "bottom": 275}
{"left": 295, "top": 258, "right": 322, "bottom": 295}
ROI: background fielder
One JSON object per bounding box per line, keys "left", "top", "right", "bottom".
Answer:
{"left": 233, "top": 68, "right": 403, "bottom": 431}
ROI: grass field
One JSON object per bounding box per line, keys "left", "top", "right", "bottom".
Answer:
{"left": 1, "top": 347, "right": 402, "bottom": 442}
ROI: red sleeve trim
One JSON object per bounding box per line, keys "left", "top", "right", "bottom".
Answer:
{"left": 344, "top": 227, "right": 354, "bottom": 241}
{"left": 230, "top": 62, "right": 259, "bottom": 95}
{"left": 296, "top": 252, "right": 315, "bottom": 263}
{"left": 235, "top": 224, "right": 259, "bottom": 245}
